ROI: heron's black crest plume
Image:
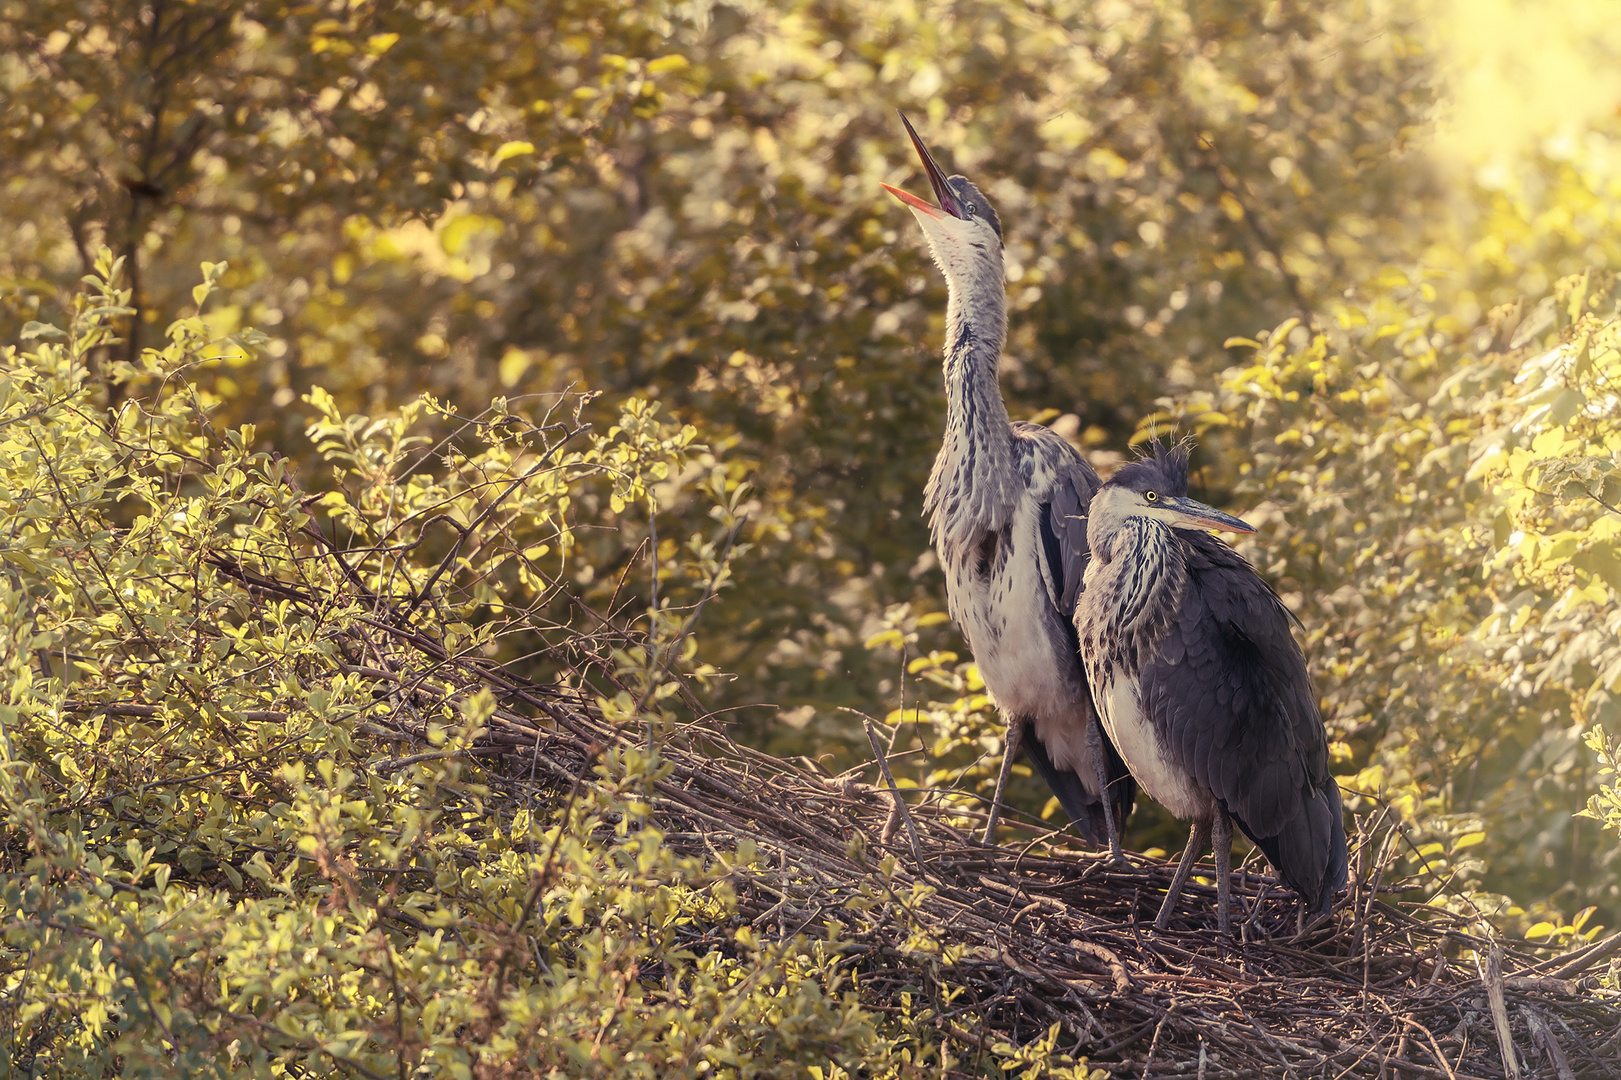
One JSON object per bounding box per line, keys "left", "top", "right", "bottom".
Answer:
{"left": 1109, "top": 440, "right": 1191, "bottom": 498}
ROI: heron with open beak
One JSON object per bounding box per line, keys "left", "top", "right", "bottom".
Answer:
{"left": 882, "top": 113, "right": 1136, "bottom": 852}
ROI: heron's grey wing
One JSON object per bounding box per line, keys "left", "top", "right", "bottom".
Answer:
{"left": 1144, "top": 532, "right": 1347, "bottom": 911}
{"left": 1036, "top": 446, "right": 1098, "bottom": 618}
{"left": 1017, "top": 430, "right": 1135, "bottom": 839}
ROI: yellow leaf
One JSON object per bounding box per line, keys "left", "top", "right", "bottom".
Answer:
{"left": 491, "top": 140, "right": 535, "bottom": 166}
{"left": 498, "top": 346, "right": 531, "bottom": 388}
{"left": 1087, "top": 147, "right": 1129, "bottom": 179}
{"left": 916, "top": 612, "right": 950, "bottom": 628}
{"left": 1525, "top": 921, "right": 1555, "bottom": 940}
{"left": 863, "top": 629, "right": 904, "bottom": 650}
{"left": 1375, "top": 266, "right": 1411, "bottom": 289}
{"left": 646, "top": 54, "right": 690, "bottom": 75}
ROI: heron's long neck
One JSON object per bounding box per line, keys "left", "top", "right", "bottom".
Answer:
{"left": 926, "top": 262, "right": 1015, "bottom": 551}
{"left": 1081, "top": 519, "right": 1187, "bottom": 680}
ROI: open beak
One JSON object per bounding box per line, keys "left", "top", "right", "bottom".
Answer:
{"left": 880, "top": 111, "right": 964, "bottom": 220}
{"left": 1164, "top": 495, "right": 1256, "bottom": 535}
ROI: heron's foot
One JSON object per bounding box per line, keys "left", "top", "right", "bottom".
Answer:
{"left": 1076, "top": 848, "right": 1130, "bottom": 882}
{"left": 1292, "top": 905, "right": 1336, "bottom": 940}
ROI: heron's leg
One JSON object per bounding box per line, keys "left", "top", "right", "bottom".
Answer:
{"left": 1154, "top": 816, "right": 1212, "bottom": 931}
{"left": 1086, "top": 716, "right": 1124, "bottom": 863}
{"left": 982, "top": 715, "right": 1023, "bottom": 845}
{"left": 1212, "top": 807, "right": 1234, "bottom": 935}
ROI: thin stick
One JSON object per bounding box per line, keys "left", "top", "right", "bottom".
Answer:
{"left": 1483, "top": 943, "right": 1522, "bottom": 1080}
{"left": 864, "top": 718, "right": 924, "bottom": 866}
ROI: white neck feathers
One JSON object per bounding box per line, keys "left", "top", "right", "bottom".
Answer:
{"left": 920, "top": 225, "right": 1015, "bottom": 554}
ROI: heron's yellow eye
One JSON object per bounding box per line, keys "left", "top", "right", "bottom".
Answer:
{"left": 1145, "top": 491, "right": 1158, "bottom": 502}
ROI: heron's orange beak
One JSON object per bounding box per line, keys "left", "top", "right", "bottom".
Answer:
{"left": 882, "top": 111, "right": 964, "bottom": 220}
{"left": 881, "top": 182, "right": 944, "bottom": 218}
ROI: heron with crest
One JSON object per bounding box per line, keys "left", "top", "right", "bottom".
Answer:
{"left": 881, "top": 112, "right": 1135, "bottom": 852}
{"left": 1075, "top": 441, "right": 1348, "bottom": 932}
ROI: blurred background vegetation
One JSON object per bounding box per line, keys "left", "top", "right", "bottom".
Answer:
{"left": 3, "top": 0, "right": 1619, "bottom": 940}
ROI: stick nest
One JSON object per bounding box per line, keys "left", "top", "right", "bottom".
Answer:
{"left": 211, "top": 551, "right": 1621, "bottom": 1080}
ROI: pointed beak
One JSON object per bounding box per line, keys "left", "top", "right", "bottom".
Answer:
{"left": 1164, "top": 495, "right": 1256, "bottom": 535}
{"left": 880, "top": 111, "right": 965, "bottom": 220}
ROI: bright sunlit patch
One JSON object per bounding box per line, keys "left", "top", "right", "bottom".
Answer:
{"left": 1431, "top": 0, "right": 1621, "bottom": 171}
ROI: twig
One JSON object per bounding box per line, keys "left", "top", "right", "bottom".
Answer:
{"left": 863, "top": 718, "right": 924, "bottom": 867}
{"left": 1523, "top": 1006, "right": 1575, "bottom": 1080}
{"left": 632, "top": 516, "right": 746, "bottom": 719}
{"left": 1535, "top": 930, "right": 1621, "bottom": 979}
{"left": 1482, "top": 943, "right": 1522, "bottom": 1080}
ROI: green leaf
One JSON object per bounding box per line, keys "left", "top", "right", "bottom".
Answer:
{"left": 20, "top": 321, "right": 66, "bottom": 341}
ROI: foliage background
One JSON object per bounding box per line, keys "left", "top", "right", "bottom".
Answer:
{"left": 3, "top": 2, "right": 1621, "bottom": 1063}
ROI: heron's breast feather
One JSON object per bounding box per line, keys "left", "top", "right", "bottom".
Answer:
{"left": 1098, "top": 677, "right": 1209, "bottom": 820}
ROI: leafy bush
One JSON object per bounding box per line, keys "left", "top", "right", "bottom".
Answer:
{"left": 1, "top": 260, "right": 1036, "bottom": 1077}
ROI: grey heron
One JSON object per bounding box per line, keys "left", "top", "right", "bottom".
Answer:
{"left": 1075, "top": 441, "right": 1347, "bottom": 932}
{"left": 882, "top": 113, "right": 1135, "bottom": 851}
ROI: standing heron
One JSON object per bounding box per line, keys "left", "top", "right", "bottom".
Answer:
{"left": 881, "top": 113, "right": 1135, "bottom": 851}
{"left": 1075, "top": 442, "right": 1347, "bottom": 932}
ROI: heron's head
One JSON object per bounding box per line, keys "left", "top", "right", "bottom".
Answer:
{"left": 1089, "top": 441, "right": 1256, "bottom": 547}
{"left": 881, "top": 112, "right": 1004, "bottom": 287}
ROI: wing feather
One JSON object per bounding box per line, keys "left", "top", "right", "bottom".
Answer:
{"left": 1140, "top": 531, "right": 1347, "bottom": 909}
{"left": 1010, "top": 425, "right": 1135, "bottom": 840}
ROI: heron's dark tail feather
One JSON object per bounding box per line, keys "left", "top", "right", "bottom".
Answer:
{"left": 1232, "top": 780, "right": 1347, "bottom": 914}
{"left": 1024, "top": 734, "right": 1137, "bottom": 848}
{"left": 1317, "top": 782, "right": 1350, "bottom": 913}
